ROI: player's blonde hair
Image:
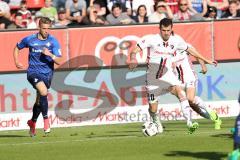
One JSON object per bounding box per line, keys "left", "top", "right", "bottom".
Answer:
{"left": 39, "top": 17, "right": 52, "bottom": 26}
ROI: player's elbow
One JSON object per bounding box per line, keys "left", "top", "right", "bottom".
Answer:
{"left": 187, "top": 96, "right": 195, "bottom": 104}
{"left": 54, "top": 57, "right": 63, "bottom": 65}
{"left": 14, "top": 46, "right": 19, "bottom": 52}
{"left": 54, "top": 60, "right": 61, "bottom": 65}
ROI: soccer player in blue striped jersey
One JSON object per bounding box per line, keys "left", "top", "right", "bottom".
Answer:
{"left": 13, "top": 17, "right": 63, "bottom": 137}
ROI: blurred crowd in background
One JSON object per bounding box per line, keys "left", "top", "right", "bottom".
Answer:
{"left": 0, "top": 0, "right": 239, "bottom": 29}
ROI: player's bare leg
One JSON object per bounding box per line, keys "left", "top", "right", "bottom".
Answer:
{"left": 36, "top": 82, "right": 51, "bottom": 134}
{"left": 171, "top": 86, "right": 199, "bottom": 134}
{"left": 172, "top": 86, "right": 193, "bottom": 126}
{"left": 148, "top": 101, "right": 163, "bottom": 133}
{"left": 186, "top": 87, "right": 210, "bottom": 118}
{"left": 186, "top": 87, "right": 222, "bottom": 130}
{"left": 186, "top": 87, "right": 204, "bottom": 116}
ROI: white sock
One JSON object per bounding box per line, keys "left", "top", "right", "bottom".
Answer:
{"left": 193, "top": 96, "right": 211, "bottom": 119}
{"left": 148, "top": 109, "right": 163, "bottom": 133}
{"left": 180, "top": 99, "right": 192, "bottom": 127}
{"left": 148, "top": 109, "right": 160, "bottom": 124}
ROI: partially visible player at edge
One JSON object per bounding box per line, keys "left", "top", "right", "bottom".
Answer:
{"left": 172, "top": 44, "right": 222, "bottom": 130}
{"left": 13, "top": 17, "right": 63, "bottom": 137}
{"left": 129, "top": 18, "right": 217, "bottom": 134}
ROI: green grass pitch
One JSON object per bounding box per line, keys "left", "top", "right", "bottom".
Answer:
{"left": 0, "top": 118, "right": 234, "bottom": 160}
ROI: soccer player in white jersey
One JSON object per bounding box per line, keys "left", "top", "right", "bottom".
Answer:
{"left": 172, "top": 45, "right": 222, "bottom": 130}
{"left": 129, "top": 18, "right": 217, "bottom": 134}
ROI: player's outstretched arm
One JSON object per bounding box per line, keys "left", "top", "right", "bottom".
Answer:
{"left": 128, "top": 46, "right": 141, "bottom": 71}
{"left": 187, "top": 47, "right": 217, "bottom": 66}
{"left": 42, "top": 48, "right": 63, "bottom": 65}
{"left": 13, "top": 46, "right": 23, "bottom": 69}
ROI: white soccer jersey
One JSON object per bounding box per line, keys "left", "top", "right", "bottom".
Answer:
{"left": 137, "top": 33, "right": 188, "bottom": 64}
{"left": 136, "top": 33, "right": 188, "bottom": 101}
{"left": 173, "top": 48, "right": 198, "bottom": 88}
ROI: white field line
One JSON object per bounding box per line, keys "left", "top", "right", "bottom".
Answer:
{"left": 0, "top": 135, "right": 137, "bottom": 146}
{"left": 0, "top": 130, "right": 228, "bottom": 146}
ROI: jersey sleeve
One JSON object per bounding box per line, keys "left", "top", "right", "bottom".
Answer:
{"left": 16, "top": 36, "right": 29, "bottom": 49}
{"left": 186, "top": 43, "right": 192, "bottom": 48}
{"left": 52, "top": 38, "right": 62, "bottom": 57}
{"left": 136, "top": 35, "right": 152, "bottom": 50}
{"left": 176, "top": 35, "right": 188, "bottom": 51}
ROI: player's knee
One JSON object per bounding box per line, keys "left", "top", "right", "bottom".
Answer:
{"left": 170, "top": 87, "right": 177, "bottom": 95}
{"left": 187, "top": 96, "right": 195, "bottom": 104}
{"left": 36, "top": 81, "right": 48, "bottom": 96}
{"left": 39, "top": 89, "right": 48, "bottom": 96}
{"left": 176, "top": 88, "right": 186, "bottom": 99}
{"left": 149, "top": 101, "right": 158, "bottom": 113}
{"left": 149, "top": 98, "right": 158, "bottom": 104}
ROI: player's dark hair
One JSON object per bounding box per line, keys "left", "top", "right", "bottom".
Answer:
{"left": 39, "top": 17, "right": 52, "bottom": 26}
{"left": 159, "top": 18, "right": 173, "bottom": 29}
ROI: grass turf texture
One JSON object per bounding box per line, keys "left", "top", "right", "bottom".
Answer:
{"left": 0, "top": 117, "right": 234, "bottom": 160}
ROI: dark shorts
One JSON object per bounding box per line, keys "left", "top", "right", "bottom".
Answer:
{"left": 27, "top": 72, "right": 53, "bottom": 89}
{"left": 234, "top": 114, "right": 240, "bottom": 144}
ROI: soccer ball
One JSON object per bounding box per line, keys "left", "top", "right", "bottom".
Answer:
{"left": 142, "top": 122, "right": 159, "bottom": 137}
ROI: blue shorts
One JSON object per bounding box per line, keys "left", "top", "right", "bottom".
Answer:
{"left": 27, "top": 72, "right": 53, "bottom": 89}
{"left": 234, "top": 114, "right": 240, "bottom": 144}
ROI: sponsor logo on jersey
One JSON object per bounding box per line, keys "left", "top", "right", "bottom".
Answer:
{"left": 58, "top": 49, "right": 62, "bottom": 56}
{"left": 31, "top": 48, "right": 43, "bottom": 53}
{"left": 46, "top": 42, "right": 51, "bottom": 47}
{"left": 154, "top": 51, "right": 174, "bottom": 55}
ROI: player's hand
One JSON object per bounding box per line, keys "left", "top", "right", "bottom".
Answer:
{"left": 200, "top": 69, "right": 207, "bottom": 74}
{"left": 15, "top": 62, "right": 23, "bottom": 69}
{"left": 212, "top": 60, "right": 218, "bottom": 67}
{"left": 200, "top": 65, "right": 207, "bottom": 74}
{"left": 208, "top": 60, "right": 218, "bottom": 66}
{"left": 206, "top": 59, "right": 218, "bottom": 66}
{"left": 42, "top": 48, "right": 52, "bottom": 57}
{"left": 128, "top": 59, "right": 138, "bottom": 71}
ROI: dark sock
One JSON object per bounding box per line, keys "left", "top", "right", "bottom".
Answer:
{"left": 234, "top": 143, "right": 240, "bottom": 150}
{"left": 31, "top": 103, "right": 41, "bottom": 122}
{"left": 39, "top": 95, "right": 48, "bottom": 119}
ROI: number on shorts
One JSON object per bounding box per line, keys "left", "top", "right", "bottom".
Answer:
{"left": 148, "top": 93, "right": 155, "bottom": 101}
